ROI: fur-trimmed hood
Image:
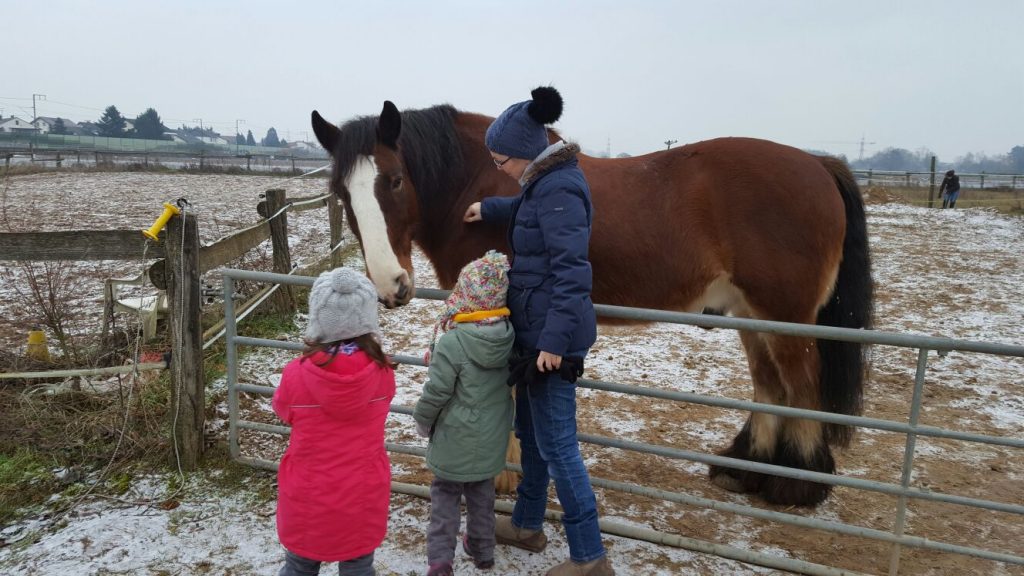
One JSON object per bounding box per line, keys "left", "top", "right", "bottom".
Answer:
{"left": 520, "top": 141, "right": 581, "bottom": 187}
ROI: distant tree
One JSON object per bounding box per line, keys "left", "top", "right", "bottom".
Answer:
{"left": 51, "top": 118, "right": 69, "bottom": 135}
{"left": 133, "top": 108, "right": 169, "bottom": 140}
{"left": 262, "top": 127, "right": 281, "bottom": 147}
{"left": 246, "top": 130, "right": 256, "bottom": 146}
{"left": 280, "top": 139, "right": 287, "bottom": 147}
{"left": 615, "top": 152, "right": 632, "bottom": 158}
{"left": 1008, "top": 146, "right": 1024, "bottom": 173}
{"left": 97, "top": 105, "right": 127, "bottom": 137}
{"left": 854, "top": 147, "right": 931, "bottom": 171}
{"left": 236, "top": 133, "right": 245, "bottom": 145}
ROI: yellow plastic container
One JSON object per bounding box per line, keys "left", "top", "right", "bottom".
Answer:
{"left": 142, "top": 202, "right": 182, "bottom": 242}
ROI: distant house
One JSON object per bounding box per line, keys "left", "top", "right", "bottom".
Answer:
{"left": 164, "top": 131, "right": 188, "bottom": 144}
{"left": 33, "top": 116, "right": 80, "bottom": 135}
{"left": 0, "top": 116, "right": 40, "bottom": 134}
{"left": 196, "top": 136, "right": 228, "bottom": 146}
{"left": 75, "top": 121, "right": 101, "bottom": 136}
{"left": 287, "top": 140, "right": 319, "bottom": 152}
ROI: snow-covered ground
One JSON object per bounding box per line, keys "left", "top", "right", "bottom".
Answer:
{"left": 1, "top": 173, "right": 1022, "bottom": 575}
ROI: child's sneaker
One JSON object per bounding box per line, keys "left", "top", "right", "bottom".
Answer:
{"left": 427, "top": 561, "right": 454, "bottom": 576}
{"left": 462, "top": 534, "right": 495, "bottom": 569}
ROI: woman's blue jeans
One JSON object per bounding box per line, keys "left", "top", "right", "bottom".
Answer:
{"left": 511, "top": 357, "right": 605, "bottom": 563}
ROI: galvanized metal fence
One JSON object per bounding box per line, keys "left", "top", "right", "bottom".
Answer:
{"left": 221, "top": 268, "right": 1024, "bottom": 576}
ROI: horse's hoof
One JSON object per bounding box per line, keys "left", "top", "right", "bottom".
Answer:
{"left": 699, "top": 307, "right": 724, "bottom": 330}
{"left": 759, "top": 476, "right": 831, "bottom": 507}
{"left": 710, "top": 472, "right": 746, "bottom": 493}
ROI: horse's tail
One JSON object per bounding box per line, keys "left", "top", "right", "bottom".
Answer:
{"left": 816, "top": 156, "right": 874, "bottom": 447}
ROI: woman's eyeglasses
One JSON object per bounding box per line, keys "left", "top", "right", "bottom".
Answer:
{"left": 493, "top": 156, "right": 512, "bottom": 168}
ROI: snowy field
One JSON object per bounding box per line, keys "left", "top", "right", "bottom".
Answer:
{"left": 1, "top": 173, "right": 1022, "bottom": 575}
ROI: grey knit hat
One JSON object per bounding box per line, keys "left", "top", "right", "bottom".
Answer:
{"left": 304, "top": 268, "right": 379, "bottom": 343}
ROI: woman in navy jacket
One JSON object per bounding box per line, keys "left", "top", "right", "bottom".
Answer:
{"left": 464, "top": 87, "right": 612, "bottom": 576}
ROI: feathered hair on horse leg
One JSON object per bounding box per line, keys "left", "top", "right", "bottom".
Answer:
{"left": 528, "top": 86, "right": 563, "bottom": 125}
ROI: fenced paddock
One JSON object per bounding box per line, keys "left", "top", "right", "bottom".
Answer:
{"left": 222, "top": 268, "right": 1024, "bottom": 576}
{"left": 1, "top": 171, "right": 1022, "bottom": 574}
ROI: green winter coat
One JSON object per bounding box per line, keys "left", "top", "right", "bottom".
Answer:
{"left": 413, "top": 320, "right": 515, "bottom": 482}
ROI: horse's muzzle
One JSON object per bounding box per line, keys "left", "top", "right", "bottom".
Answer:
{"left": 379, "top": 271, "right": 413, "bottom": 309}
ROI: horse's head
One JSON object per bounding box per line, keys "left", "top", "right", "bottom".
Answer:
{"left": 311, "top": 102, "right": 418, "bottom": 308}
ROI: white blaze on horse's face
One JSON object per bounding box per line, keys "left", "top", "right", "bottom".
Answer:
{"left": 346, "top": 155, "right": 412, "bottom": 307}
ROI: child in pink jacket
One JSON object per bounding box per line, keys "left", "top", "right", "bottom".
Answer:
{"left": 273, "top": 268, "right": 396, "bottom": 576}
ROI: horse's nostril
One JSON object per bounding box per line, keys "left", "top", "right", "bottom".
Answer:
{"left": 393, "top": 273, "right": 411, "bottom": 302}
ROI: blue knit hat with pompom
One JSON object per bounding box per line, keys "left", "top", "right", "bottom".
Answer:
{"left": 485, "top": 86, "right": 564, "bottom": 161}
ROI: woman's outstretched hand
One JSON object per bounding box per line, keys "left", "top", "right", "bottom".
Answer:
{"left": 464, "top": 202, "right": 482, "bottom": 222}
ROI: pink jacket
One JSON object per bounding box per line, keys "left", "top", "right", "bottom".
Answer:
{"left": 272, "top": 349, "right": 396, "bottom": 562}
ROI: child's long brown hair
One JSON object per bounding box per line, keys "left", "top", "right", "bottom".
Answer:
{"left": 301, "top": 333, "right": 394, "bottom": 369}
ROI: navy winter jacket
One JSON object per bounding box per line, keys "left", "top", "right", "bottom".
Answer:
{"left": 481, "top": 146, "right": 597, "bottom": 356}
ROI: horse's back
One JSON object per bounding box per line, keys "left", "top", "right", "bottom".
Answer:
{"left": 582, "top": 137, "right": 847, "bottom": 320}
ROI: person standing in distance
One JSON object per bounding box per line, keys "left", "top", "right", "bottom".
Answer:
{"left": 939, "top": 169, "right": 961, "bottom": 208}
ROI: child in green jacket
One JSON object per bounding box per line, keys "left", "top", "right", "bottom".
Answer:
{"left": 414, "top": 250, "right": 515, "bottom": 576}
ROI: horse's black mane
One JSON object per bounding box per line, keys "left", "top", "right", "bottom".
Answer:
{"left": 332, "top": 104, "right": 466, "bottom": 212}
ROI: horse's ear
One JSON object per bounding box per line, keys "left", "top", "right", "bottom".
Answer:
{"left": 311, "top": 110, "right": 340, "bottom": 152}
{"left": 377, "top": 101, "right": 401, "bottom": 149}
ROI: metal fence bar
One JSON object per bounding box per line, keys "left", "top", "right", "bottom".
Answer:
{"left": 888, "top": 348, "right": 929, "bottom": 575}
{"left": 580, "top": 378, "right": 1024, "bottom": 449}
{"left": 224, "top": 276, "right": 240, "bottom": 460}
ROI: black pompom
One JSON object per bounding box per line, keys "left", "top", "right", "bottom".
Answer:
{"left": 527, "top": 86, "right": 563, "bottom": 125}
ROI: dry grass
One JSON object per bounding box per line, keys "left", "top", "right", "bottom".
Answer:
{"left": 865, "top": 185, "right": 1024, "bottom": 214}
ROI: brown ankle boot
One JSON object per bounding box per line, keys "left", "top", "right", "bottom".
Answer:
{"left": 545, "top": 556, "right": 615, "bottom": 576}
{"left": 494, "top": 515, "right": 547, "bottom": 553}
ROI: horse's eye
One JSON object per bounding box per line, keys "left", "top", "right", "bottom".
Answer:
{"left": 392, "top": 176, "right": 403, "bottom": 191}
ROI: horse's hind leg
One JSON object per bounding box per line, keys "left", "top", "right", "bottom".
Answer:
{"left": 709, "top": 331, "right": 784, "bottom": 495}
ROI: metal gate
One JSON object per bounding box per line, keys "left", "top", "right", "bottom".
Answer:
{"left": 221, "top": 268, "right": 1024, "bottom": 575}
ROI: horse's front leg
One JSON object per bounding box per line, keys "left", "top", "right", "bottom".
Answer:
{"left": 709, "top": 330, "right": 783, "bottom": 495}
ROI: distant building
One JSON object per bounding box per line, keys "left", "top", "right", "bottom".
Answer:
{"left": 0, "top": 116, "right": 38, "bottom": 134}
{"left": 287, "top": 141, "right": 319, "bottom": 152}
{"left": 33, "top": 116, "right": 80, "bottom": 134}
{"left": 197, "top": 136, "right": 228, "bottom": 146}
{"left": 164, "top": 131, "right": 188, "bottom": 144}
{"left": 75, "top": 121, "right": 101, "bottom": 136}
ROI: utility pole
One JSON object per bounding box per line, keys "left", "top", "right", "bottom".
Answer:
{"left": 664, "top": 139, "right": 677, "bottom": 150}
{"left": 857, "top": 135, "right": 875, "bottom": 162}
{"left": 236, "top": 119, "right": 245, "bottom": 154}
{"left": 194, "top": 118, "right": 203, "bottom": 132}
{"left": 32, "top": 93, "right": 46, "bottom": 121}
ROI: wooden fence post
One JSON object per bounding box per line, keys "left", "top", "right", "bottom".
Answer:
{"left": 264, "top": 188, "right": 295, "bottom": 314}
{"left": 164, "top": 212, "right": 205, "bottom": 470}
{"left": 327, "top": 193, "right": 344, "bottom": 268}
{"left": 928, "top": 156, "right": 937, "bottom": 208}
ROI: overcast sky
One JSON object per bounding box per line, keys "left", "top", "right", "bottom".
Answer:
{"left": 3, "top": 1, "right": 1021, "bottom": 161}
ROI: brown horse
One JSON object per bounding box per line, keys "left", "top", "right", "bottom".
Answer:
{"left": 310, "top": 101, "right": 873, "bottom": 507}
